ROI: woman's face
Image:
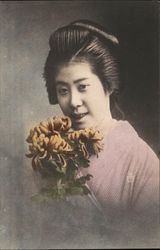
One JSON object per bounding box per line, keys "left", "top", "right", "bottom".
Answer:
{"left": 55, "top": 61, "right": 111, "bottom": 130}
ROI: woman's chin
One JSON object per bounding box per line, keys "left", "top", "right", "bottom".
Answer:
{"left": 72, "top": 121, "right": 86, "bottom": 130}
{"left": 72, "top": 120, "right": 94, "bottom": 130}
{"left": 71, "top": 115, "right": 88, "bottom": 130}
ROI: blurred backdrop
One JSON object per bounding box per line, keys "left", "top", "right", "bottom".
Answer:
{"left": 0, "top": 1, "right": 159, "bottom": 249}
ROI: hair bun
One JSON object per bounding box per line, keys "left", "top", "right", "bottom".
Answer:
{"left": 70, "top": 19, "right": 119, "bottom": 45}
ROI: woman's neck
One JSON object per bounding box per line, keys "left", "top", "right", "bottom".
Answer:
{"left": 95, "top": 115, "right": 118, "bottom": 136}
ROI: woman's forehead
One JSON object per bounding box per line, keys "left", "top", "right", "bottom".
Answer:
{"left": 55, "top": 61, "right": 95, "bottom": 83}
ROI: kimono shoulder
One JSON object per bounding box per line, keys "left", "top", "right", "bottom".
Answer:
{"left": 82, "top": 121, "right": 159, "bottom": 217}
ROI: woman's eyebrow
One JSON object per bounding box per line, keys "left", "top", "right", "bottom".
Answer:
{"left": 56, "top": 78, "right": 88, "bottom": 85}
{"left": 56, "top": 81, "right": 68, "bottom": 85}
{"left": 74, "top": 78, "right": 88, "bottom": 84}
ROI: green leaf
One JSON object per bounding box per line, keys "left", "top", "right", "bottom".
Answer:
{"left": 57, "top": 179, "right": 64, "bottom": 191}
{"left": 61, "top": 166, "right": 67, "bottom": 174}
{"left": 31, "top": 193, "right": 52, "bottom": 202}
{"left": 76, "top": 174, "right": 93, "bottom": 185}
{"left": 82, "top": 185, "right": 91, "bottom": 195}
{"left": 50, "top": 159, "right": 60, "bottom": 168}
{"left": 77, "top": 157, "right": 90, "bottom": 168}
{"left": 41, "top": 187, "right": 53, "bottom": 194}
{"left": 85, "top": 174, "right": 93, "bottom": 181}
{"left": 69, "top": 186, "right": 84, "bottom": 195}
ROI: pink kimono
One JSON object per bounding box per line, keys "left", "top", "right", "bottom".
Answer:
{"left": 81, "top": 120, "right": 159, "bottom": 219}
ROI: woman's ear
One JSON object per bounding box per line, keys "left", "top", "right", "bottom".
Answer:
{"left": 105, "top": 89, "right": 113, "bottom": 97}
{"left": 109, "top": 90, "right": 114, "bottom": 96}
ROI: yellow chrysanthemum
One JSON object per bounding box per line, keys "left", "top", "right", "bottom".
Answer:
{"left": 27, "top": 117, "right": 72, "bottom": 139}
{"left": 26, "top": 116, "right": 104, "bottom": 199}
{"left": 67, "top": 128, "right": 103, "bottom": 156}
{"left": 81, "top": 128, "right": 103, "bottom": 141}
{"left": 26, "top": 117, "right": 103, "bottom": 171}
{"left": 52, "top": 116, "right": 72, "bottom": 132}
{"left": 67, "top": 130, "right": 83, "bottom": 141}
{"left": 48, "top": 134, "right": 72, "bottom": 154}
{"left": 26, "top": 122, "right": 73, "bottom": 170}
{"left": 67, "top": 128, "right": 103, "bottom": 141}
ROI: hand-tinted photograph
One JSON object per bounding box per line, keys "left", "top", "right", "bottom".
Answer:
{"left": 0, "top": 1, "right": 159, "bottom": 249}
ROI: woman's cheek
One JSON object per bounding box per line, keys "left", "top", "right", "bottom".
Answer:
{"left": 58, "top": 98, "right": 69, "bottom": 113}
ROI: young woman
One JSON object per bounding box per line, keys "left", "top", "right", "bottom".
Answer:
{"left": 43, "top": 19, "right": 159, "bottom": 243}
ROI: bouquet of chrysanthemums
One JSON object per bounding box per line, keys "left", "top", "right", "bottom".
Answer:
{"left": 26, "top": 116, "right": 103, "bottom": 201}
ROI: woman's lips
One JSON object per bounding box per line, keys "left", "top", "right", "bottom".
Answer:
{"left": 71, "top": 112, "right": 88, "bottom": 122}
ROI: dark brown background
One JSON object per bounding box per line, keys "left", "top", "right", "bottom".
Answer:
{"left": 0, "top": 1, "right": 159, "bottom": 249}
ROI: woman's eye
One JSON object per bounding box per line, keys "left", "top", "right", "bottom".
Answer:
{"left": 78, "top": 84, "right": 88, "bottom": 92}
{"left": 58, "top": 88, "right": 68, "bottom": 95}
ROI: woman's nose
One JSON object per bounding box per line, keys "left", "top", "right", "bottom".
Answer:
{"left": 70, "top": 90, "right": 83, "bottom": 108}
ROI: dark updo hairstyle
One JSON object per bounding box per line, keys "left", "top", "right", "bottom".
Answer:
{"left": 44, "top": 19, "right": 124, "bottom": 119}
